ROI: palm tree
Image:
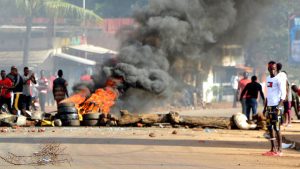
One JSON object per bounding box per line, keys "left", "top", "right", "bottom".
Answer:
{"left": 14, "top": 0, "right": 102, "bottom": 66}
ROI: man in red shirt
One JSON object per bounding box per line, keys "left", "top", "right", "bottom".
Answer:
{"left": 0, "top": 70, "right": 13, "bottom": 113}
{"left": 237, "top": 72, "right": 251, "bottom": 114}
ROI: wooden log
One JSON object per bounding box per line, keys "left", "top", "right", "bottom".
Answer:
{"left": 118, "top": 110, "right": 142, "bottom": 126}
{"left": 167, "top": 111, "right": 231, "bottom": 129}
{"left": 118, "top": 110, "right": 232, "bottom": 129}
{"left": 118, "top": 110, "right": 168, "bottom": 126}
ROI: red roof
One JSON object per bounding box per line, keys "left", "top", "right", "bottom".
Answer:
{"left": 100, "top": 18, "right": 135, "bottom": 34}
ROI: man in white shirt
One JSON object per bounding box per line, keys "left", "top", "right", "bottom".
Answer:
{"left": 262, "top": 61, "right": 286, "bottom": 157}
{"left": 231, "top": 72, "right": 239, "bottom": 108}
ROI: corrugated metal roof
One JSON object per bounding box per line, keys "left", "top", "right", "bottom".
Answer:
{"left": 69, "top": 45, "right": 117, "bottom": 54}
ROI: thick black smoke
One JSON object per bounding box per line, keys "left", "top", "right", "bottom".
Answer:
{"left": 103, "top": 0, "right": 273, "bottom": 112}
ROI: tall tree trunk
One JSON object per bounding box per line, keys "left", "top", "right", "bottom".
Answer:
{"left": 23, "top": 15, "right": 32, "bottom": 67}
{"left": 47, "top": 17, "right": 55, "bottom": 49}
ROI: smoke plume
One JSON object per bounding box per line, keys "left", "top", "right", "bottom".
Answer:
{"left": 103, "top": 0, "right": 273, "bottom": 112}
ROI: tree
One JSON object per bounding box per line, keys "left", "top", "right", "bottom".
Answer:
{"left": 240, "top": 0, "right": 300, "bottom": 76}
{"left": 11, "top": 0, "right": 102, "bottom": 67}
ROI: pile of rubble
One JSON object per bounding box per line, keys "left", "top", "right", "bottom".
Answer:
{"left": 0, "top": 103, "right": 266, "bottom": 130}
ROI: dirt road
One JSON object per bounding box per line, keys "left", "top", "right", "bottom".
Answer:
{"left": 0, "top": 126, "right": 299, "bottom": 169}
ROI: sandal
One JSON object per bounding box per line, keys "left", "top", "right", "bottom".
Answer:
{"left": 262, "top": 151, "right": 277, "bottom": 156}
{"left": 262, "top": 151, "right": 275, "bottom": 156}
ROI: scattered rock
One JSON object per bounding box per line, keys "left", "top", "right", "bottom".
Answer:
{"left": 38, "top": 128, "right": 46, "bottom": 132}
{"left": 149, "top": 133, "right": 156, "bottom": 137}
{"left": 137, "top": 123, "right": 143, "bottom": 127}
{"left": 54, "top": 119, "right": 62, "bottom": 127}
{"left": 1, "top": 128, "right": 8, "bottom": 133}
{"left": 11, "top": 126, "right": 20, "bottom": 130}
{"left": 172, "top": 130, "right": 178, "bottom": 135}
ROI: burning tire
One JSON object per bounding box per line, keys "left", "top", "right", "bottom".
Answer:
{"left": 57, "top": 107, "right": 78, "bottom": 114}
{"left": 62, "top": 120, "right": 80, "bottom": 126}
{"left": 58, "top": 102, "right": 75, "bottom": 108}
{"left": 82, "top": 120, "right": 99, "bottom": 126}
{"left": 59, "top": 114, "right": 79, "bottom": 120}
{"left": 82, "top": 113, "right": 101, "bottom": 120}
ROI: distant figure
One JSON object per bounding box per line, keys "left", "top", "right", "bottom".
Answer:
{"left": 7, "top": 66, "right": 23, "bottom": 115}
{"left": 237, "top": 72, "right": 251, "bottom": 114}
{"left": 22, "top": 67, "right": 36, "bottom": 111}
{"left": 280, "top": 71, "right": 292, "bottom": 127}
{"left": 47, "top": 73, "right": 56, "bottom": 106}
{"left": 292, "top": 84, "right": 300, "bottom": 96}
{"left": 80, "top": 69, "right": 92, "bottom": 83}
{"left": 30, "top": 73, "right": 39, "bottom": 111}
{"left": 38, "top": 70, "right": 49, "bottom": 112}
{"left": 0, "top": 70, "right": 13, "bottom": 113}
{"left": 53, "top": 70, "right": 69, "bottom": 105}
{"left": 230, "top": 72, "right": 239, "bottom": 108}
{"left": 240, "top": 76, "right": 265, "bottom": 120}
{"left": 291, "top": 84, "right": 300, "bottom": 119}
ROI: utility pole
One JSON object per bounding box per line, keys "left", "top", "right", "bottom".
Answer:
{"left": 83, "top": 0, "right": 87, "bottom": 58}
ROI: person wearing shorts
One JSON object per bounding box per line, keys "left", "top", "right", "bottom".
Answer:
{"left": 262, "top": 61, "right": 286, "bottom": 157}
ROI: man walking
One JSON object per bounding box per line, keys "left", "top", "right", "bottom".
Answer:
{"left": 262, "top": 61, "right": 286, "bottom": 156}
{"left": 240, "top": 75, "right": 265, "bottom": 120}
{"left": 237, "top": 72, "right": 251, "bottom": 114}
{"left": 53, "top": 70, "right": 69, "bottom": 105}
{"left": 0, "top": 70, "right": 13, "bottom": 113}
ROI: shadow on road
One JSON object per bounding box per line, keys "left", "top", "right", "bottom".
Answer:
{"left": 0, "top": 137, "right": 267, "bottom": 149}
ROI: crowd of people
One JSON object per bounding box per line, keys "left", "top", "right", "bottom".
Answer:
{"left": 0, "top": 66, "right": 69, "bottom": 115}
{"left": 233, "top": 61, "right": 300, "bottom": 156}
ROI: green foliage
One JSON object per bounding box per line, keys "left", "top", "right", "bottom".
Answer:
{"left": 247, "top": 0, "right": 300, "bottom": 65}
{"left": 2, "top": 0, "right": 102, "bottom": 22}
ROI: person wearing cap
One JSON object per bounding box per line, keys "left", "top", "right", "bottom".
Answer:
{"left": 237, "top": 72, "right": 251, "bottom": 114}
{"left": 0, "top": 70, "right": 13, "bottom": 113}
{"left": 262, "top": 61, "right": 286, "bottom": 156}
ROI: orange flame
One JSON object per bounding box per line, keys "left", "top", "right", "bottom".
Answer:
{"left": 60, "top": 91, "right": 87, "bottom": 109}
{"left": 78, "top": 87, "right": 118, "bottom": 114}
{"left": 60, "top": 78, "right": 122, "bottom": 115}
